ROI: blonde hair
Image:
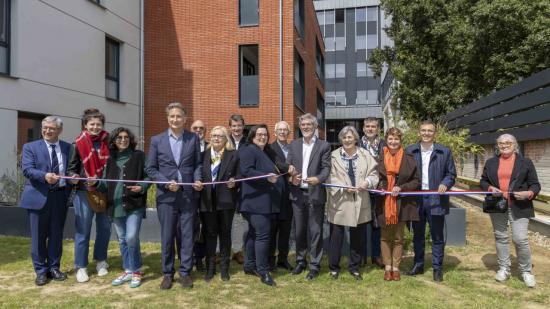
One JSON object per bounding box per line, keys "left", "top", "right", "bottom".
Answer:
{"left": 209, "top": 126, "right": 235, "bottom": 151}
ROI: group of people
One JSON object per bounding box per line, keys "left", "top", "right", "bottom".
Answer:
{"left": 19, "top": 102, "right": 541, "bottom": 289}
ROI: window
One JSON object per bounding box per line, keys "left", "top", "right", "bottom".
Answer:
{"left": 357, "top": 62, "right": 367, "bottom": 77}
{"left": 334, "top": 9, "right": 345, "bottom": 50}
{"left": 315, "top": 40, "right": 324, "bottom": 81}
{"left": 105, "top": 37, "right": 120, "bottom": 100}
{"left": 326, "top": 91, "right": 346, "bottom": 106}
{"left": 367, "top": 90, "right": 378, "bottom": 105}
{"left": 0, "top": 0, "right": 10, "bottom": 75}
{"left": 335, "top": 64, "right": 345, "bottom": 78}
{"left": 325, "top": 10, "right": 334, "bottom": 25}
{"left": 367, "top": 34, "right": 378, "bottom": 49}
{"left": 356, "top": 91, "right": 367, "bottom": 104}
{"left": 239, "top": 0, "right": 258, "bottom": 26}
{"left": 317, "top": 11, "right": 324, "bottom": 26}
{"left": 324, "top": 37, "right": 335, "bottom": 51}
{"left": 317, "top": 90, "right": 325, "bottom": 128}
{"left": 335, "top": 37, "right": 345, "bottom": 51}
{"left": 239, "top": 45, "right": 259, "bottom": 106}
{"left": 356, "top": 7, "right": 366, "bottom": 23}
{"left": 17, "top": 112, "right": 46, "bottom": 153}
{"left": 294, "top": 0, "right": 305, "bottom": 37}
{"left": 294, "top": 51, "right": 305, "bottom": 110}
{"left": 355, "top": 35, "right": 366, "bottom": 50}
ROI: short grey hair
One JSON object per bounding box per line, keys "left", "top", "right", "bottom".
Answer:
{"left": 338, "top": 126, "right": 360, "bottom": 143}
{"left": 42, "top": 116, "right": 63, "bottom": 128}
{"left": 298, "top": 113, "right": 318, "bottom": 127}
{"left": 274, "top": 121, "right": 290, "bottom": 131}
{"left": 496, "top": 133, "right": 520, "bottom": 153}
{"left": 165, "top": 102, "right": 186, "bottom": 116}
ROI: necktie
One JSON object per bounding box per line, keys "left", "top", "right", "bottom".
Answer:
{"left": 50, "top": 144, "right": 60, "bottom": 189}
{"left": 348, "top": 158, "right": 355, "bottom": 187}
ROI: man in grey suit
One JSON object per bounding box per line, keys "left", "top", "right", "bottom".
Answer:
{"left": 287, "top": 113, "right": 331, "bottom": 280}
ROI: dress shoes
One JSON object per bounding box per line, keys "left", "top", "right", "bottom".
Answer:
{"left": 220, "top": 269, "right": 230, "bottom": 281}
{"left": 35, "top": 273, "right": 49, "bottom": 286}
{"left": 277, "top": 260, "right": 294, "bottom": 271}
{"left": 392, "top": 271, "right": 401, "bottom": 281}
{"left": 291, "top": 263, "right": 306, "bottom": 275}
{"left": 48, "top": 269, "right": 67, "bottom": 281}
{"left": 350, "top": 271, "right": 363, "bottom": 281}
{"left": 406, "top": 264, "right": 424, "bottom": 276}
{"left": 305, "top": 270, "right": 319, "bottom": 281}
{"left": 329, "top": 271, "right": 339, "bottom": 280}
{"left": 159, "top": 276, "right": 173, "bottom": 290}
{"left": 179, "top": 275, "right": 193, "bottom": 289}
{"left": 260, "top": 273, "right": 276, "bottom": 287}
{"left": 243, "top": 267, "right": 260, "bottom": 277}
{"left": 232, "top": 251, "right": 245, "bottom": 264}
{"left": 383, "top": 271, "right": 392, "bottom": 281}
{"left": 372, "top": 257, "right": 385, "bottom": 269}
{"left": 433, "top": 269, "right": 443, "bottom": 282}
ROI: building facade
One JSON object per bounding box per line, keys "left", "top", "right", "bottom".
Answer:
{"left": 314, "top": 0, "right": 392, "bottom": 144}
{"left": 144, "top": 0, "right": 325, "bottom": 144}
{"left": 0, "top": 0, "right": 143, "bottom": 196}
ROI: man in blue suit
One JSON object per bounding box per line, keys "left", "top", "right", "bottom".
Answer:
{"left": 406, "top": 120, "right": 456, "bottom": 282}
{"left": 146, "top": 102, "right": 203, "bottom": 290}
{"left": 19, "top": 116, "right": 71, "bottom": 286}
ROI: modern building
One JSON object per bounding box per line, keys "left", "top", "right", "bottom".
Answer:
{"left": 314, "top": 0, "right": 392, "bottom": 144}
{"left": 0, "top": 0, "right": 144, "bottom": 196}
{"left": 144, "top": 0, "right": 325, "bottom": 143}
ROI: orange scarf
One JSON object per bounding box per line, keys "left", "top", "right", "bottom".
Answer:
{"left": 383, "top": 146, "right": 404, "bottom": 225}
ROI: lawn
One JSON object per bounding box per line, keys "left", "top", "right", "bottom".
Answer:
{"left": 1, "top": 204, "right": 549, "bottom": 308}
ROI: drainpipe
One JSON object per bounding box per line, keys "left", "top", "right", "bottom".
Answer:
{"left": 139, "top": 0, "right": 144, "bottom": 149}
{"left": 279, "top": 0, "right": 283, "bottom": 121}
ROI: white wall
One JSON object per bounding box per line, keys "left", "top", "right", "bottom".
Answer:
{"left": 0, "top": 0, "right": 142, "bottom": 193}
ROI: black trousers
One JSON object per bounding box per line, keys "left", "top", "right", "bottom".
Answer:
{"left": 201, "top": 209, "right": 235, "bottom": 269}
{"left": 269, "top": 217, "right": 292, "bottom": 264}
{"left": 329, "top": 222, "right": 367, "bottom": 273}
{"left": 292, "top": 190, "right": 324, "bottom": 271}
{"left": 243, "top": 213, "right": 273, "bottom": 275}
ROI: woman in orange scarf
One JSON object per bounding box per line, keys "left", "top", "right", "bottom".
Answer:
{"left": 375, "top": 127, "right": 420, "bottom": 281}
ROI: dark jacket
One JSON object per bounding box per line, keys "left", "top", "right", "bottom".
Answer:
{"left": 67, "top": 142, "right": 104, "bottom": 191}
{"left": 238, "top": 144, "right": 282, "bottom": 214}
{"left": 200, "top": 149, "right": 240, "bottom": 212}
{"left": 480, "top": 153, "right": 541, "bottom": 219}
{"left": 375, "top": 151, "right": 421, "bottom": 227}
{"left": 267, "top": 141, "right": 292, "bottom": 220}
{"left": 406, "top": 142, "right": 457, "bottom": 215}
{"left": 103, "top": 150, "right": 148, "bottom": 217}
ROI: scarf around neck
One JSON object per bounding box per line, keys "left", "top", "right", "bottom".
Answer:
{"left": 383, "top": 146, "right": 404, "bottom": 225}
{"left": 75, "top": 130, "right": 110, "bottom": 178}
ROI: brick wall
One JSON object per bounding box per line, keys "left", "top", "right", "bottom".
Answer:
{"left": 144, "top": 0, "right": 324, "bottom": 150}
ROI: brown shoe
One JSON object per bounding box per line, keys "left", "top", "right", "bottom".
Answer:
{"left": 372, "top": 257, "right": 384, "bottom": 269}
{"left": 179, "top": 275, "right": 193, "bottom": 289}
{"left": 392, "top": 271, "right": 401, "bottom": 281}
{"left": 384, "top": 271, "right": 392, "bottom": 281}
{"left": 160, "top": 276, "right": 173, "bottom": 290}
{"left": 232, "top": 251, "right": 244, "bottom": 264}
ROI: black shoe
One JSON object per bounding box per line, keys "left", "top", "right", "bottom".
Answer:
{"left": 329, "top": 271, "right": 339, "bottom": 280}
{"left": 291, "top": 263, "right": 306, "bottom": 275}
{"left": 160, "top": 275, "right": 173, "bottom": 290}
{"left": 48, "top": 269, "right": 67, "bottom": 281}
{"left": 179, "top": 275, "right": 193, "bottom": 289}
{"left": 433, "top": 269, "right": 443, "bottom": 282}
{"left": 305, "top": 270, "right": 319, "bottom": 281}
{"left": 204, "top": 257, "right": 216, "bottom": 282}
{"left": 221, "top": 269, "right": 230, "bottom": 281}
{"left": 277, "top": 260, "right": 294, "bottom": 271}
{"left": 350, "top": 271, "right": 363, "bottom": 281}
{"left": 406, "top": 264, "right": 424, "bottom": 276}
{"left": 244, "top": 267, "right": 260, "bottom": 277}
{"left": 35, "top": 273, "right": 48, "bottom": 286}
{"left": 195, "top": 259, "right": 205, "bottom": 273}
{"left": 260, "top": 273, "right": 276, "bottom": 286}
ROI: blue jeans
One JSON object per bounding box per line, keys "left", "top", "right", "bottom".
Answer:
{"left": 73, "top": 190, "right": 112, "bottom": 268}
{"left": 113, "top": 211, "right": 143, "bottom": 272}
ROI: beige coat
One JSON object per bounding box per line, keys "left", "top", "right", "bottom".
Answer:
{"left": 327, "top": 147, "right": 379, "bottom": 227}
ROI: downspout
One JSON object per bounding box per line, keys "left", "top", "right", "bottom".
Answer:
{"left": 279, "top": 0, "right": 283, "bottom": 121}
{"left": 139, "top": 0, "right": 144, "bottom": 149}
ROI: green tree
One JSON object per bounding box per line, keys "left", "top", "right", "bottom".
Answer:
{"left": 370, "top": 0, "right": 550, "bottom": 120}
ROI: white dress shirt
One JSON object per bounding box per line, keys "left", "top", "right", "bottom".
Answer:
{"left": 421, "top": 144, "right": 434, "bottom": 190}
{"left": 301, "top": 136, "right": 317, "bottom": 189}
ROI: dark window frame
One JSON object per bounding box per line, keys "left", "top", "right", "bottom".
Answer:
{"left": 239, "top": 0, "right": 259, "bottom": 27}
{"left": 239, "top": 44, "right": 260, "bottom": 107}
{"left": 294, "top": 0, "right": 305, "bottom": 38}
{"left": 105, "top": 37, "right": 120, "bottom": 101}
{"left": 294, "top": 50, "right": 305, "bottom": 111}
{"left": 0, "top": 0, "right": 11, "bottom": 76}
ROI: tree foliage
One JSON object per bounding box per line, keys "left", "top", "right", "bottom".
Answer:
{"left": 370, "top": 0, "right": 550, "bottom": 120}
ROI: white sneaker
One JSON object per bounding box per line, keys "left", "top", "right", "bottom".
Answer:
{"left": 76, "top": 268, "right": 89, "bottom": 283}
{"left": 495, "top": 269, "right": 510, "bottom": 282}
{"left": 522, "top": 272, "right": 536, "bottom": 288}
{"left": 96, "top": 261, "right": 109, "bottom": 277}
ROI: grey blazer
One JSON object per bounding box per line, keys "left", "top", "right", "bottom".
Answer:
{"left": 286, "top": 138, "right": 331, "bottom": 205}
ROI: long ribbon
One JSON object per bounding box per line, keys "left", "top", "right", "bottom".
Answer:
{"left": 322, "top": 183, "right": 495, "bottom": 196}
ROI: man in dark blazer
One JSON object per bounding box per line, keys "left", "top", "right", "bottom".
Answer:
{"left": 146, "top": 102, "right": 203, "bottom": 290}
{"left": 286, "top": 113, "right": 331, "bottom": 280}
{"left": 19, "top": 116, "right": 71, "bottom": 286}
{"left": 267, "top": 121, "right": 294, "bottom": 271}
{"left": 360, "top": 117, "right": 386, "bottom": 268}
{"left": 405, "top": 120, "right": 456, "bottom": 282}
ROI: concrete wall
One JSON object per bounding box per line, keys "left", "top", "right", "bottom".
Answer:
{"left": 0, "top": 0, "right": 143, "bottom": 191}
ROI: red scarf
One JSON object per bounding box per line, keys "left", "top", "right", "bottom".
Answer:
{"left": 383, "top": 146, "right": 404, "bottom": 225}
{"left": 75, "top": 130, "right": 110, "bottom": 177}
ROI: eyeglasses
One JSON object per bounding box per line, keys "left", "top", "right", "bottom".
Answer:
{"left": 497, "top": 141, "right": 513, "bottom": 146}
{"left": 276, "top": 129, "right": 289, "bottom": 132}
{"left": 191, "top": 126, "right": 205, "bottom": 130}
{"left": 211, "top": 134, "right": 224, "bottom": 139}
{"left": 116, "top": 136, "right": 129, "bottom": 141}
{"left": 255, "top": 133, "right": 268, "bottom": 137}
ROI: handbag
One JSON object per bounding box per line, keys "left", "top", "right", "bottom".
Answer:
{"left": 86, "top": 189, "right": 107, "bottom": 213}
{"left": 482, "top": 195, "right": 508, "bottom": 213}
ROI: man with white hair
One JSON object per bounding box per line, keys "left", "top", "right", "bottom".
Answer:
{"left": 19, "top": 116, "right": 71, "bottom": 286}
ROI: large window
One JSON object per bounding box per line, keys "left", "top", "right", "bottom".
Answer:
{"left": 294, "top": 0, "right": 305, "bottom": 37}
{"left": 315, "top": 40, "right": 324, "bottom": 81}
{"left": 239, "top": 45, "right": 259, "bottom": 106}
{"left": 325, "top": 63, "right": 345, "bottom": 79}
{"left": 294, "top": 51, "right": 305, "bottom": 110}
{"left": 105, "top": 37, "right": 120, "bottom": 101}
{"left": 357, "top": 62, "right": 367, "bottom": 77}
{"left": 334, "top": 9, "right": 345, "bottom": 50}
{"left": 239, "top": 0, "right": 258, "bottom": 26}
{"left": 325, "top": 91, "right": 346, "bottom": 106}
{"left": 0, "top": 0, "right": 10, "bottom": 75}
{"left": 317, "top": 90, "right": 325, "bottom": 128}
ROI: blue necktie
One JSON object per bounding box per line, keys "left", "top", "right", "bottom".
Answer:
{"left": 50, "top": 144, "right": 60, "bottom": 189}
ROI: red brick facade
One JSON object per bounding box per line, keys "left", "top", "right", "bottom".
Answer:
{"left": 144, "top": 0, "right": 324, "bottom": 149}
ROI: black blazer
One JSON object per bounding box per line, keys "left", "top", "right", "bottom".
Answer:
{"left": 267, "top": 142, "right": 292, "bottom": 220}
{"left": 480, "top": 154, "right": 541, "bottom": 218}
{"left": 238, "top": 144, "right": 282, "bottom": 214}
{"left": 200, "top": 149, "right": 240, "bottom": 212}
